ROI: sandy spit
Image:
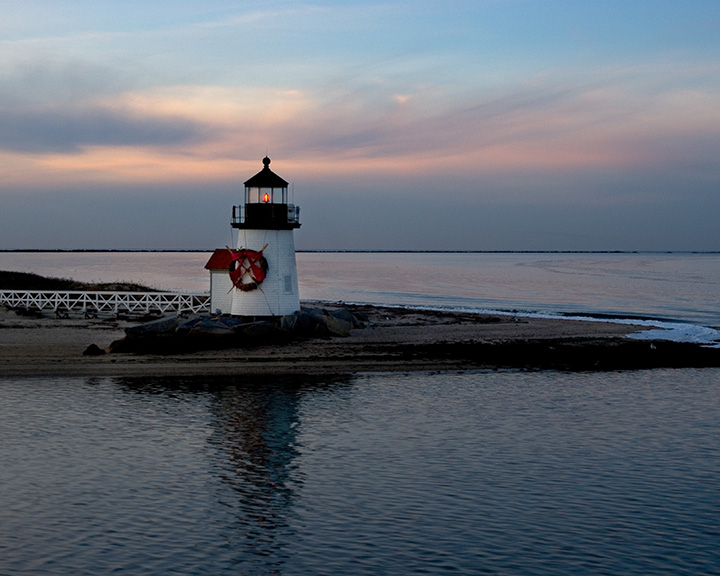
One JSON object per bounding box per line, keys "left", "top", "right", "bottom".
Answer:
{"left": 0, "top": 302, "right": 680, "bottom": 377}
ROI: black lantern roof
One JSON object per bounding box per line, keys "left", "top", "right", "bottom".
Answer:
{"left": 243, "top": 156, "right": 289, "bottom": 188}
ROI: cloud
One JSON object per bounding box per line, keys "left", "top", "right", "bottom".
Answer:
{"left": 1, "top": 51, "right": 719, "bottom": 200}
{"left": 0, "top": 58, "right": 213, "bottom": 155}
{"left": 0, "top": 104, "right": 209, "bottom": 154}
{"left": 0, "top": 58, "right": 129, "bottom": 105}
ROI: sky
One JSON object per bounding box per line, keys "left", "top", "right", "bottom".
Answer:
{"left": 2, "top": 0, "right": 720, "bottom": 251}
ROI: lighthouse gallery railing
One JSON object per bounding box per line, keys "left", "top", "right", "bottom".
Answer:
{"left": 232, "top": 204, "right": 300, "bottom": 225}
{"left": 0, "top": 290, "right": 210, "bottom": 315}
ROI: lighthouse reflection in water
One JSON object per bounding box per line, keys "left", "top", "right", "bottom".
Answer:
{"left": 2, "top": 370, "right": 720, "bottom": 575}
{"left": 206, "top": 377, "right": 310, "bottom": 547}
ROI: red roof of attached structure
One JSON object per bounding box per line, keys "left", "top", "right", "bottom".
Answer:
{"left": 205, "top": 249, "right": 233, "bottom": 270}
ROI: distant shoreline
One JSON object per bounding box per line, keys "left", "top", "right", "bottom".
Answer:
{"left": 0, "top": 270, "right": 157, "bottom": 292}
{"left": 3, "top": 250, "right": 720, "bottom": 255}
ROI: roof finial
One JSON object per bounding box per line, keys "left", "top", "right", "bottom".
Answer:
{"left": 262, "top": 155, "right": 271, "bottom": 168}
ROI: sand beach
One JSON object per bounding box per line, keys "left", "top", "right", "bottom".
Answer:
{"left": 3, "top": 301, "right": 720, "bottom": 377}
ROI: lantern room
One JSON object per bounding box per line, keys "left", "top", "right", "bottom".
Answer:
{"left": 232, "top": 156, "right": 300, "bottom": 230}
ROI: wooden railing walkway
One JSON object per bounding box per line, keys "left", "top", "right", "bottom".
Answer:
{"left": 0, "top": 290, "right": 210, "bottom": 316}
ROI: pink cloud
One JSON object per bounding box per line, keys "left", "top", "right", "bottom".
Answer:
{"left": 2, "top": 63, "right": 719, "bottom": 191}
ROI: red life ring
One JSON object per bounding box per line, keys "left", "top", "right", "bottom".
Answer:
{"left": 228, "top": 247, "right": 269, "bottom": 291}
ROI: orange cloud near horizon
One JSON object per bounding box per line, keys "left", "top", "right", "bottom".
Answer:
{"left": 2, "top": 77, "right": 719, "bottom": 192}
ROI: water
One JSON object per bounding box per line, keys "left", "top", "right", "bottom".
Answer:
{"left": 1, "top": 251, "right": 719, "bottom": 323}
{"left": 299, "top": 252, "right": 720, "bottom": 325}
{"left": 2, "top": 251, "right": 720, "bottom": 574}
{"left": 2, "top": 370, "right": 720, "bottom": 575}
{"left": 2, "top": 250, "right": 719, "bottom": 341}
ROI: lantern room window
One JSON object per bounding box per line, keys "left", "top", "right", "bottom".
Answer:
{"left": 244, "top": 187, "right": 288, "bottom": 204}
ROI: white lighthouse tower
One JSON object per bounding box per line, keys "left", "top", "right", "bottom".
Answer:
{"left": 205, "top": 156, "right": 301, "bottom": 317}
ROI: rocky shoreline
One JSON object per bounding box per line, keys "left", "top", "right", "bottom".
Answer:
{"left": 105, "top": 305, "right": 369, "bottom": 354}
{"left": 2, "top": 300, "right": 720, "bottom": 376}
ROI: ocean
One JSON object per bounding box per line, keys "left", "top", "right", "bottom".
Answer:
{"left": 1, "top": 251, "right": 720, "bottom": 575}
{"left": 3, "top": 250, "right": 720, "bottom": 341}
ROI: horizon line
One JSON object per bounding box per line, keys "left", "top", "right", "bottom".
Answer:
{"left": 2, "top": 249, "right": 720, "bottom": 255}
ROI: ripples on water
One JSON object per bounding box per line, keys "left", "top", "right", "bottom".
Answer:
{"left": 2, "top": 370, "right": 720, "bottom": 575}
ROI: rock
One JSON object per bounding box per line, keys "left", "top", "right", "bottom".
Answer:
{"left": 301, "top": 306, "right": 326, "bottom": 317}
{"left": 351, "top": 309, "right": 369, "bottom": 323}
{"left": 316, "top": 314, "right": 353, "bottom": 337}
{"left": 291, "top": 310, "right": 315, "bottom": 335}
{"left": 286, "top": 309, "right": 327, "bottom": 337}
{"left": 215, "top": 316, "right": 247, "bottom": 329}
{"left": 125, "top": 315, "right": 181, "bottom": 337}
{"left": 280, "top": 313, "right": 298, "bottom": 331}
{"left": 328, "top": 307, "right": 365, "bottom": 328}
{"left": 109, "top": 306, "right": 366, "bottom": 355}
{"left": 235, "top": 321, "right": 287, "bottom": 343}
{"left": 282, "top": 306, "right": 364, "bottom": 337}
{"left": 175, "top": 317, "right": 202, "bottom": 335}
{"left": 108, "top": 337, "right": 130, "bottom": 354}
{"left": 82, "top": 343, "right": 105, "bottom": 356}
{"left": 186, "top": 316, "right": 235, "bottom": 336}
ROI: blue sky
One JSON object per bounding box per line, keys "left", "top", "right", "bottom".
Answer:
{"left": 2, "top": 0, "right": 720, "bottom": 250}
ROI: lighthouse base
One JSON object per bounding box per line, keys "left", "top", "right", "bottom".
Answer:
{"left": 205, "top": 229, "right": 300, "bottom": 317}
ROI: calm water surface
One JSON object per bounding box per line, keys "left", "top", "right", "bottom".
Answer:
{"left": 3, "top": 251, "right": 720, "bottom": 574}
{"left": 2, "top": 251, "right": 719, "bottom": 325}
{"left": 2, "top": 369, "right": 720, "bottom": 575}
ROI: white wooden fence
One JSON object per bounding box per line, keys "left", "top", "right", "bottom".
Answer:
{"left": 0, "top": 291, "right": 210, "bottom": 316}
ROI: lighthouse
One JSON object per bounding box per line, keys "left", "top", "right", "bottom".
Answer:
{"left": 205, "top": 157, "right": 301, "bottom": 317}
